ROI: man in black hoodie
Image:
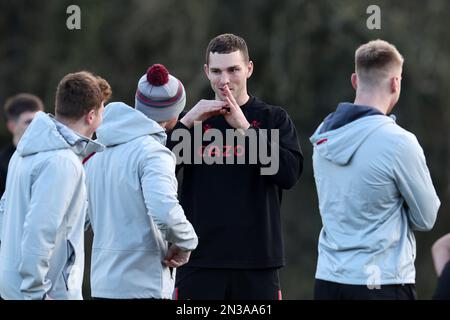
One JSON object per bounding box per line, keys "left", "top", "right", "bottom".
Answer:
{"left": 0, "top": 94, "right": 44, "bottom": 196}
{"left": 167, "top": 33, "right": 303, "bottom": 300}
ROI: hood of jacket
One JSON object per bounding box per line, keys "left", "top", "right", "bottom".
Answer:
{"left": 310, "top": 103, "right": 395, "bottom": 166}
{"left": 96, "top": 102, "right": 167, "bottom": 147}
{"left": 16, "top": 112, "right": 104, "bottom": 158}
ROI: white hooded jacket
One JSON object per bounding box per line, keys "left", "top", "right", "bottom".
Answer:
{"left": 0, "top": 112, "right": 104, "bottom": 299}
{"left": 85, "top": 102, "right": 198, "bottom": 299}
{"left": 310, "top": 103, "right": 440, "bottom": 285}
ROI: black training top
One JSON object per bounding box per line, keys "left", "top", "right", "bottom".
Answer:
{"left": 0, "top": 143, "right": 16, "bottom": 196}
{"left": 166, "top": 96, "right": 303, "bottom": 269}
{"left": 433, "top": 260, "right": 450, "bottom": 300}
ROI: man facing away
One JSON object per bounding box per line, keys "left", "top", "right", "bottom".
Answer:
{"left": 167, "top": 33, "right": 303, "bottom": 300}
{"left": 310, "top": 39, "right": 440, "bottom": 300}
{"left": 0, "top": 71, "right": 106, "bottom": 299}
{"left": 0, "top": 93, "right": 44, "bottom": 195}
{"left": 84, "top": 64, "right": 198, "bottom": 299}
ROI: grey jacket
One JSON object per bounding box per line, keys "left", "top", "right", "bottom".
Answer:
{"left": 0, "top": 112, "right": 103, "bottom": 299}
{"left": 85, "top": 102, "right": 198, "bottom": 299}
{"left": 310, "top": 105, "right": 440, "bottom": 285}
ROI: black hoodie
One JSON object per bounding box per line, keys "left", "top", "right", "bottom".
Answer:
{"left": 166, "top": 96, "right": 303, "bottom": 268}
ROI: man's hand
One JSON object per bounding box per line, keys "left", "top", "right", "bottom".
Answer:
{"left": 180, "top": 100, "right": 228, "bottom": 129}
{"left": 432, "top": 233, "right": 450, "bottom": 276}
{"left": 163, "top": 244, "right": 191, "bottom": 268}
{"left": 222, "top": 85, "right": 250, "bottom": 131}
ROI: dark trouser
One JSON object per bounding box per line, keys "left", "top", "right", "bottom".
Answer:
{"left": 433, "top": 260, "right": 450, "bottom": 300}
{"left": 314, "top": 279, "right": 416, "bottom": 300}
{"left": 175, "top": 267, "right": 282, "bottom": 300}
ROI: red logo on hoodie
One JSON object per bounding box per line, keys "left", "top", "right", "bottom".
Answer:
{"left": 251, "top": 120, "right": 261, "bottom": 128}
{"left": 203, "top": 124, "right": 212, "bottom": 132}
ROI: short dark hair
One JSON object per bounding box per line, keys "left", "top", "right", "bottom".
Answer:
{"left": 4, "top": 93, "right": 44, "bottom": 121}
{"left": 205, "top": 33, "right": 249, "bottom": 64}
{"left": 55, "top": 71, "right": 103, "bottom": 119}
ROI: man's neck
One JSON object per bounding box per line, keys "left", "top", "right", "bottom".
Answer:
{"left": 236, "top": 93, "right": 250, "bottom": 107}
{"left": 354, "top": 91, "right": 390, "bottom": 115}
{"left": 12, "top": 136, "right": 19, "bottom": 147}
{"left": 55, "top": 116, "right": 91, "bottom": 138}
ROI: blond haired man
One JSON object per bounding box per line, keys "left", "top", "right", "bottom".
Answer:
{"left": 310, "top": 40, "right": 440, "bottom": 299}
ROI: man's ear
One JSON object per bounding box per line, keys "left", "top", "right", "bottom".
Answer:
{"left": 85, "top": 109, "right": 95, "bottom": 125}
{"left": 6, "top": 120, "right": 16, "bottom": 135}
{"left": 391, "top": 76, "right": 400, "bottom": 93}
{"left": 247, "top": 60, "right": 254, "bottom": 79}
{"left": 204, "top": 64, "right": 209, "bottom": 78}
{"left": 351, "top": 73, "right": 358, "bottom": 90}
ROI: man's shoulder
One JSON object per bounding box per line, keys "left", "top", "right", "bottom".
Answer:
{"left": 33, "top": 149, "right": 83, "bottom": 172}
{"left": 135, "top": 135, "right": 175, "bottom": 160}
{"left": 13, "top": 150, "right": 83, "bottom": 186}
{"left": 381, "top": 121, "right": 417, "bottom": 142}
{"left": 372, "top": 121, "right": 421, "bottom": 152}
{"left": 248, "top": 97, "right": 294, "bottom": 126}
{"left": 250, "top": 96, "right": 286, "bottom": 113}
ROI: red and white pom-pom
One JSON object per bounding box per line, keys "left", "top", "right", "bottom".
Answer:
{"left": 146, "top": 64, "right": 169, "bottom": 86}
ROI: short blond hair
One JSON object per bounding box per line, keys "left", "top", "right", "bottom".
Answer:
{"left": 355, "top": 39, "right": 404, "bottom": 86}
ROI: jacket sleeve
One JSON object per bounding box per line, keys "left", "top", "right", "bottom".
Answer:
{"left": 140, "top": 145, "right": 198, "bottom": 251}
{"left": 19, "top": 157, "right": 81, "bottom": 300}
{"left": 0, "top": 191, "right": 5, "bottom": 244}
{"left": 254, "top": 108, "right": 303, "bottom": 189}
{"left": 394, "top": 134, "right": 440, "bottom": 231}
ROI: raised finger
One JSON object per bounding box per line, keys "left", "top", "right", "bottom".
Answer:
{"left": 223, "top": 85, "right": 239, "bottom": 108}
{"left": 225, "top": 96, "right": 237, "bottom": 112}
